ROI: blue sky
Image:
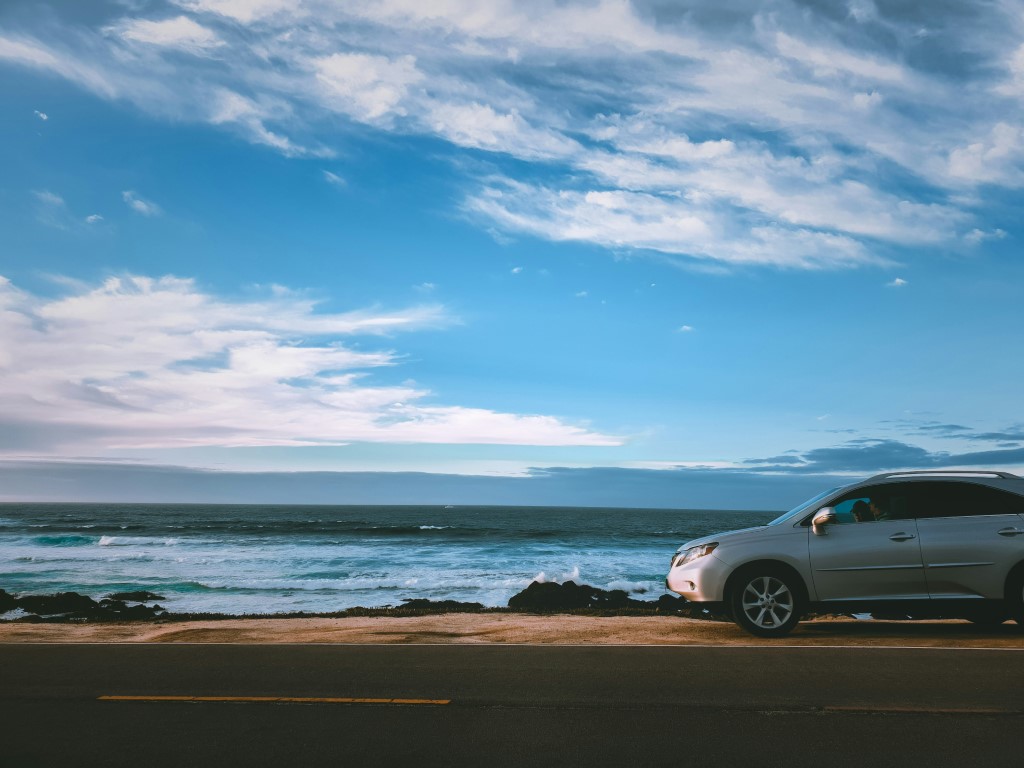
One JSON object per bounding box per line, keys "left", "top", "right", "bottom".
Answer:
{"left": 2, "top": 0, "right": 1023, "bottom": 507}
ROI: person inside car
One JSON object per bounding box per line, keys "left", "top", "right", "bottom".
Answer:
{"left": 869, "top": 498, "right": 889, "bottom": 520}
{"left": 851, "top": 500, "right": 873, "bottom": 522}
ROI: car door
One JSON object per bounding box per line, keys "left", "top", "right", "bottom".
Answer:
{"left": 913, "top": 481, "right": 1024, "bottom": 599}
{"left": 808, "top": 483, "right": 928, "bottom": 601}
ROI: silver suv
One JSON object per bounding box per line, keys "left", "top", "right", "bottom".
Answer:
{"left": 666, "top": 470, "right": 1024, "bottom": 637}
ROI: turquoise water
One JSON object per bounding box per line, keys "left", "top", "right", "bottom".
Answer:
{"left": 0, "top": 504, "right": 776, "bottom": 614}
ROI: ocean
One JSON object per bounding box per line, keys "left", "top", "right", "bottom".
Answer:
{"left": 0, "top": 504, "right": 778, "bottom": 615}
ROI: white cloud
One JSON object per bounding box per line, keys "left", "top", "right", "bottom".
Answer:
{"left": 947, "top": 123, "right": 1024, "bottom": 185}
{"left": 33, "top": 190, "right": 64, "bottom": 207}
{"left": 115, "top": 16, "right": 223, "bottom": 55}
{"left": 468, "top": 179, "right": 883, "bottom": 269}
{"left": 886, "top": 277, "right": 908, "bottom": 287}
{"left": 313, "top": 52, "right": 422, "bottom": 123}
{"left": 0, "top": 35, "right": 117, "bottom": 98}
{"left": 994, "top": 43, "right": 1024, "bottom": 98}
{"left": 847, "top": 0, "right": 878, "bottom": 23}
{"left": 33, "top": 109, "right": 48, "bottom": 120}
{"left": 964, "top": 228, "right": 1007, "bottom": 245}
{"left": 176, "top": 0, "right": 299, "bottom": 24}
{"left": 510, "top": 267, "right": 522, "bottom": 274}
{"left": 4, "top": 2, "right": 1023, "bottom": 270}
{"left": 852, "top": 91, "right": 882, "bottom": 110}
{"left": 85, "top": 214, "right": 103, "bottom": 224}
{"left": 469, "top": 181, "right": 712, "bottom": 256}
{"left": 773, "top": 31, "right": 906, "bottom": 83}
{"left": 121, "top": 190, "right": 162, "bottom": 216}
{"left": 209, "top": 89, "right": 318, "bottom": 157}
{"left": 322, "top": 170, "right": 345, "bottom": 186}
{"left": 579, "top": 135, "right": 963, "bottom": 245}
{"left": 425, "top": 101, "right": 578, "bottom": 160}
{"left": 32, "top": 190, "right": 74, "bottom": 229}
{"left": 0, "top": 274, "right": 618, "bottom": 452}
{"left": 677, "top": 325, "right": 694, "bottom": 332}
{"left": 574, "top": 290, "right": 588, "bottom": 298}
{"left": 414, "top": 282, "right": 436, "bottom": 292}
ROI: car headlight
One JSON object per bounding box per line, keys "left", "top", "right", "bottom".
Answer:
{"left": 672, "top": 542, "right": 719, "bottom": 568}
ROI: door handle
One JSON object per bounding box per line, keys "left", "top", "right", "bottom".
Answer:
{"left": 889, "top": 532, "right": 916, "bottom": 542}
{"left": 997, "top": 527, "right": 1024, "bottom": 537}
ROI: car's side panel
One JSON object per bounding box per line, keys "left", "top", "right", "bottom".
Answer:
{"left": 807, "top": 520, "right": 929, "bottom": 601}
{"left": 918, "top": 514, "right": 1024, "bottom": 598}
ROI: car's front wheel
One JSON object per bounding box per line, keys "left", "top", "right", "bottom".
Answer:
{"left": 729, "top": 568, "right": 803, "bottom": 638}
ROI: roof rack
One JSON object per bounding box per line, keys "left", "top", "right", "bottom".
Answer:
{"left": 867, "top": 469, "right": 1022, "bottom": 481}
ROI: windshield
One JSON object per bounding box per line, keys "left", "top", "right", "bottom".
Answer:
{"left": 766, "top": 486, "right": 843, "bottom": 526}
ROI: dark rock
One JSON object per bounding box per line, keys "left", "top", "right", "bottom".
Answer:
{"left": 10, "top": 591, "right": 165, "bottom": 621}
{"left": 507, "top": 580, "right": 697, "bottom": 613}
{"left": 507, "top": 580, "right": 655, "bottom": 611}
{"left": 654, "top": 594, "right": 689, "bottom": 610}
{"left": 107, "top": 591, "right": 166, "bottom": 602}
{"left": 17, "top": 591, "right": 101, "bottom": 616}
{"left": 0, "top": 589, "right": 18, "bottom": 614}
{"left": 399, "top": 598, "right": 484, "bottom": 612}
{"left": 508, "top": 580, "right": 596, "bottom": 610}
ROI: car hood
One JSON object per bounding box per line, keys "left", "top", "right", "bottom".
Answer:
{"left": 675, "top": 526, "right": 768, "bottom": 553}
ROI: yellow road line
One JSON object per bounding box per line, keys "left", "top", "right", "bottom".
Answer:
{"left": 98, "top": 695, "right": 450, "bottom": 705}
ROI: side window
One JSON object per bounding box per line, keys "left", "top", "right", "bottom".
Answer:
{"left": 914, "top": 482, "right": 1024, "bottom": 519}
{"left": 827, "top": 484, "right": 913, "bottom": 523}
{"left": 832, "top": 495, "right": 871, "bottom": 524}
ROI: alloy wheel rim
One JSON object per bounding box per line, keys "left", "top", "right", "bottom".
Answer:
{"left": 741, "top": 576, "right": 794, "bottom": 628}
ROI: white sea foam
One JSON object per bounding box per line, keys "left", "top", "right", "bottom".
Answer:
{"left": 606, "top": 579, "right": 654, "bottom": 594}
{"left": 99, "top": 536, "right": 179, "bottom": 547}
{"left": 531, "top": 565, "right": 582, "bottom": 585}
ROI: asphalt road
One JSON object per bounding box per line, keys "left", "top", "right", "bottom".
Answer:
{"left": 3, "top": 643, "right": 1023, "bottom": 767}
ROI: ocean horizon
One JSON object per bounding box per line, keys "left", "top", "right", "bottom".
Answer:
{"left": 0, "top": 503, "right": 779, "bottom": 615}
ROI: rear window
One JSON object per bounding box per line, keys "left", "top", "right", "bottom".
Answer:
{"left": 912, "top": 482, "right": 1024, "bottom": 519}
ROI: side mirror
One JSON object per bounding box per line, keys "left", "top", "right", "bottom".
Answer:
{"left": 811, "top": 507, "right": 836, "bottom": 536}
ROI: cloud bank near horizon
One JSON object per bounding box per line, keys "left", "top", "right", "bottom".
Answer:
{"left": 5, "top": 429, "right": 1024, "bottom": 507}
{"left": 0, "top": 274, "right": 619, "bottom": 455}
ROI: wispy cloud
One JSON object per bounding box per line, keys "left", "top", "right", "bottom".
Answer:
{"left": 3, "top": 1, "right": 1022, "bottom": 268}
{"left": 112, "top": 16, "right": 223, "bottom": 55}
{"left": 0, "top": 274, "right": 618, "bottom": 454}
{"left": 964, "top": 227, "right": 1007, "bottom": 245}
{"left": 32, "top": 190, "right": 74, "bottom": 229}
{"left": 33, "top": 109, "right": 47, "bottom": 120}
{"left": 886, "top": 277, "right": 907, "bottom": 288}
{"left": 33, "top": 190, "right": 64, "bottom": 207}
{"left": 121, "top": 190, "right": 161, "bottom": 217}
{"left": 322, "top": 170, "right": 345, "bottom": 186}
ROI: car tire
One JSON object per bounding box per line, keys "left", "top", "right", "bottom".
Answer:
{"left": 1008, "top": 570, "right": 1024, "bottom": 627}
{"left": 728, "top": 567, "right": 803, "bottom": 638}
{"left": 967, "top": 612, "right": 1007, "bottom": 626}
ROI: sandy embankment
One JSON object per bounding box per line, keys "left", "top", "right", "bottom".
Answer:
{"left": 0, "top": 614, "right": 1020, "bottom": 647}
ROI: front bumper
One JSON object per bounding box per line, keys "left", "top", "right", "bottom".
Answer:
{"left": 666, "top": 553, "right": 731, "bottom": 603}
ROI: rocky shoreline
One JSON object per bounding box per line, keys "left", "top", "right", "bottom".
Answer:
{"left": 0, "top": 581, "right": 711, "bottom": 623}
